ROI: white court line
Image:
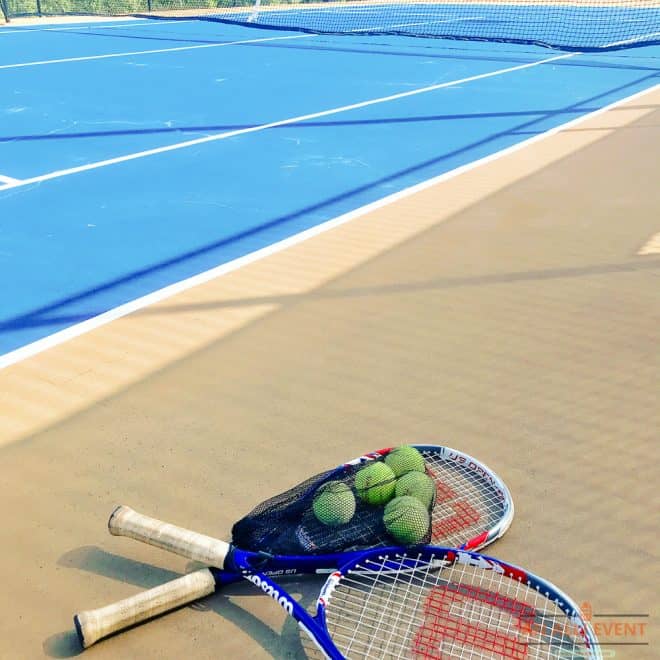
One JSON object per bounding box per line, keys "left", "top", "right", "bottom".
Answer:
{"left": 604, "top": 31, "right": 660, "bottom": 49}
{"left": 0, "top": 174, "right": 21, "bottom": 184}
{"left": 1, "top": 81, "right": 657, "bottom": 371}
{"left": 0, "top": 51, "right": 574, "bottom": 191}
{"left": 0, "top": 18, "right": 198, "bottom": 35}
{"left": 637, "top": 231, "right": 660, "bottom": 255}
{"left": 0, "top": 32, "right": 313, "bottom": 69}
{"left": 352, "top": 16, "right": 486, "bottom": 33}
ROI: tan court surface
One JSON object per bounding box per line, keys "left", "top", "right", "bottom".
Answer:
{"left": 0, "top": 86, "right": 658, "bottom": 659}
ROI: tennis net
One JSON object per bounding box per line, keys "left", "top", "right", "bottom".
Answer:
{"left": 149, "top": 0, "right": 660, "bottom": 50}
{"left": 3, "top": 0, "right": 660, "bottom": 50}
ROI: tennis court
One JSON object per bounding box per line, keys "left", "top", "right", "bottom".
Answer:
{"left": 0, "top": 1, "right": 658, "bottom": 657}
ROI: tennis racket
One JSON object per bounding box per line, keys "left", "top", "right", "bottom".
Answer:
{"left": 78, "top": 530, "right": 600, "bottom": 658}
{"left": 316, "top": 547, "right": 601, "bottom": 658}
{"left": 75, "top": 445, "right": 514, "bottom": 646}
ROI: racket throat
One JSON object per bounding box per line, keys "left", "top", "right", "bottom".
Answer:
{"left": 226, "top": 546, "right": 273, "bottom": 573}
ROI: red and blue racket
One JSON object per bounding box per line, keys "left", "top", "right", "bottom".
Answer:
{"left": 75, "top": 445, "right": 514, "bottom": 647}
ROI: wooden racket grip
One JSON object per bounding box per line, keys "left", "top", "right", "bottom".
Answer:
{"left": 109, "top": 505, "right": 231, "bottom": 567}
{"left": 74, "top": 569, "right": 216, "bottom": 648}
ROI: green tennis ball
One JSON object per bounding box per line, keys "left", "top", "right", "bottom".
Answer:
{"left": 395, "top": 471, "right": 435, "bottom": 509}
{"left": 312, "top": 481, "right": 356, "bottom": 526}
{"left": 384, "top": 446, "right": 426, "bottom": 477}
{"left": 383, "top": 495, "right": 430, "bottom": 545}
{"left": 354, "top": 462, "right": 396, "bottom": 505}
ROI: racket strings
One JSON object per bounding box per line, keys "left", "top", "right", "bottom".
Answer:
{"left": 323, "top": 553, "right": 591, "bottom": 659}
{"left": 423, "top": 452, "right": 507, "bottom": 548}
{"left": 362, "top": 553, "right": 431, "bottom": 658}
{"left": 329, "top": 556, "right": 442, "bottom": 657}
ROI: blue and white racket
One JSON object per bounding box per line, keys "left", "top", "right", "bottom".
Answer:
{"left": 77, "top": 509, "right": 599, "bottom": 658}
{"left": 312, "top": 547, "right": 601, "bottom": 659}
{"left": 75, "top": 445, "right": 514, "bottom": 647}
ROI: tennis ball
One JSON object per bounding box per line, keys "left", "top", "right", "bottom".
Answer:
{"left": 395, "top": 471, "right": 435, "bottom": 509}
{"left": 383, "top": 495, "right": 430, "bottom": 545}
{"left": 384, "top": 446, "right": 426, "bottom": 477}
{"left": 312, "top": 481, "right": 356, "bottom": 526}
{"left": 354, "top": 462, "right": 396, "bottom": 505}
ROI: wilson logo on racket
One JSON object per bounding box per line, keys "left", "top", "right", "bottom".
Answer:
{"left": 245, "top": 574, "right": 294, "bottom": 615}
{"left": 412, "top": 584, "right": 535, "bottom": 658}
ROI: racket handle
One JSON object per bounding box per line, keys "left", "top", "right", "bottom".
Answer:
{"left": 109, "top": 505, "right": 231, "bottom": 567}
{"left": 74, "top": 568, "right": 216, "bottom": 648}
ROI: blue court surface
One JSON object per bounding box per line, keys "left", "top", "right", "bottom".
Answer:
{"left": 1, "top": 16, "right": 659, "bottom": 362}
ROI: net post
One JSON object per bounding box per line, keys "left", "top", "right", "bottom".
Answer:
{"left": 248, "top": 0, "right": 261, "bottom": 23}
